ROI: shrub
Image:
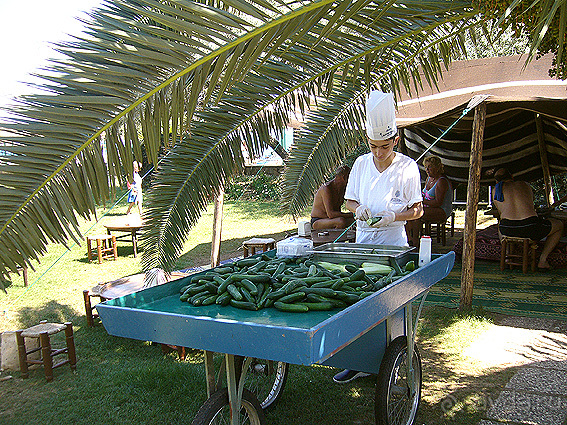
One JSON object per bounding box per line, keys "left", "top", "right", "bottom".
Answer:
{"left": 226, "top": 173, "right": 281, "bottom": 201}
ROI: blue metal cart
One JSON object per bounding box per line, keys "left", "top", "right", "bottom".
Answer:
{"left": 97, "top": 250, "right": 455, "bottom": 425}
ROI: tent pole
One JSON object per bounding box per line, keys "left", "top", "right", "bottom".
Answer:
{"left": 210, "top": 187, "right": 225, "bottom": 268}
{"left": 535, "top": 114, "right": 554, "bottom": 206}
{"left": 460, "top": 102, "right": 486, "bottom": 311}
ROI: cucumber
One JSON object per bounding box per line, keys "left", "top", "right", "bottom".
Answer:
{"left": 307, "top": 264, "right": 318, "bottom": 277}
{"left": 278, "top": 292, "right": 306, "bottom": 304}
{"left": 226, "top": 284, "right": 243, "bottom": 301}
{"left": 216, "top": 292, "right": 232, "bottom": 306}
{"left": 240, "top": 286, "right": 256, "bottom": 304}
{"left": 212, "top": 266, "right": 233, "bottom": 275}
{"left": 230, "top": 274, "right": 271, "bottom": 283}
{"left": 344, "top": 264, "right": 359, "bottom": 273}
{"left": 306, "top": 293, "right": 332, "bottom": 303}
{"left": 299, "top": 302, "right": 335, "bottom": 311}
{"left": 238, "top": 278, "right": 258, "bottom": 295}
{"left": 205, "top": 281, "right": 219, "bottom": 294}
{"left": 236, "top": 257, "right": 261, "bottom": 267}
{"left": 302, "top": 287, "right": 337, "bottom": 297}
{"left": 230, "top": 300, "right": 259, "bottom": 311}
{"left": 248, "top": 260, "right": 267, "bottom": 273}
{"left": 257, "top": 287, "right": 272, "bottom": 308}
{"left": 201, "top": 294, "right": 218, "bottom": 306}
{"left": 274, "top": 301, "right": 309, "bottom": 313}
{"left": 179, "top": 284, "right": 191, "bottom": 294}
{"left": 349, "top": 269, "right": 366, "bottom": 281}
{"left": 267, "top": 289, "right": 286, "bottom": 300}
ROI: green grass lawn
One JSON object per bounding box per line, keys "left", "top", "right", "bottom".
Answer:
{"left": 0, "top": 198, "right": 513, "bottom": 425}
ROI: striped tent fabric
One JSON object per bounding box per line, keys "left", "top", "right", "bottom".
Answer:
{"left": 395, "top": 55, "right": 567, "bottom": 185}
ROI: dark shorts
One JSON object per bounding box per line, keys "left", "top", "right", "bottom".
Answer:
{"left": 311, "top": 217, "right": 323, "bottom": 227}
{"left": 499, "top": 216, "right": 552, "bottom": 241}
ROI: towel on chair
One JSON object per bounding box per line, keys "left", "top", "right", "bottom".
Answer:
{"left": 495, "top": 181, "right": 504, "bottom": 202}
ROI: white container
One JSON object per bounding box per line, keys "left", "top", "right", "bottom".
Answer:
{"left": 418, "top": 236, "right": 432, "bottom": 267}
{"left": 276, "top": 237, "right": 313, "bottom": 258}
{"left": 297, "top": 220, "right": 311, "bottom": 237}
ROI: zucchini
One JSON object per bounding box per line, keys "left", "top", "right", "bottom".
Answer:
{"left": 366, "top": 216, "right": 382, "bottom": 226}
{"left": 361, "top": 262, "right": 394, "bottom": 275}
{"left": 274, "top": 301, "right": 309, "bottom": 313}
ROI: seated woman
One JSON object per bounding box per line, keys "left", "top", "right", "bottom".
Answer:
{"left": 406, "top": 155, "right": 453, "bottom": 246}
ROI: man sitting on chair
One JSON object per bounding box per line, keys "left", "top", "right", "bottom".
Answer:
{"left": 493, "top": 168, "right": 563, "bottom": 270}
{"left": 310, "top": 166, "right": 355, "bottom": 230}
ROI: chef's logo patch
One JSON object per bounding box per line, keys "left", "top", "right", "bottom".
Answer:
{"left": 395, "top": 190, "right": 400, "bottom": 198}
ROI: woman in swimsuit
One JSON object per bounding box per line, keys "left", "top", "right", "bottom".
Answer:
{"left": 406, "top": 155, "right": 453, "bottom": 246}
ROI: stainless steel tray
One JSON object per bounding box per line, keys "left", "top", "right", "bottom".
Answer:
{"left": 307, "top": 242, "right": 415, "bottom": 265}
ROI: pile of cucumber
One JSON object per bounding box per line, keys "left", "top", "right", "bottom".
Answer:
{"left": 179, "top": 254, "right": 415, "bottom": 313}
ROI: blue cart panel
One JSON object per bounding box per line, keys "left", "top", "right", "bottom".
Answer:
{"left": 97, "top": 252, "right": 454, "bottom": 374}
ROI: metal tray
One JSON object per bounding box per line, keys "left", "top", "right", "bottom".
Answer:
{"left": 307, "top": 242, "right": 415, "bottom": 265}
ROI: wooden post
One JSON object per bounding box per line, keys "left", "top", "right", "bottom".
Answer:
{"left": 210, "top": 188, "right": 224, "bottom": 268}
{"left": 460, "top": 102, "right": 486, "bottom": 311}
{"left": 535, "top": 114, "right": 554, "bottom": 206}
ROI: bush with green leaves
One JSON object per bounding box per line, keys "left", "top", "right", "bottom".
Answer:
{"left": 226, "top": 173, "right": 281, "bottom": 201}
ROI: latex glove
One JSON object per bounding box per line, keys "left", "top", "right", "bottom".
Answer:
{"left": 370, "top": 211, "right": 396, "bottom": 228}
{"left": 355, "top": 205, "right": 372, "bottom": 221}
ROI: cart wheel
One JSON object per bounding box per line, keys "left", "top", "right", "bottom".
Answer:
{"left": 235, "top": 356, "right": 289, "bottom": 410}
{"left": 375, "top": 336, "right": 422, "bottom": 425}
{"left": 191, "top": 387, "right": 266, "bottom": 425}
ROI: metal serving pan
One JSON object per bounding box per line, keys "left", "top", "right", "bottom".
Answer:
{"left": 307, "top": 242, "right": 415, "bottom": 265}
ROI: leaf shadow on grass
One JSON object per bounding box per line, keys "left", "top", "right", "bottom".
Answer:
{"left": 16, "top": 300, "right": 80, "bottom": 329}
{"left": 413, "top": 306, "right": 520, "bottom": 425}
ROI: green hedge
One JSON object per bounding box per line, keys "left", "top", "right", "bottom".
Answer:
{"left": 226, "top": 173, "right": 280, "bottom": 201}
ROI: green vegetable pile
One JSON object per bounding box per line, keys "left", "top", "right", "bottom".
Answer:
{"left": 179, "top": 255, "right": 416, "bottom": 313}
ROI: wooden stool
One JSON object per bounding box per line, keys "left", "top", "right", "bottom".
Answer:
{"left": 422, "top": 211, "right": 455, "bottom": 246}
{"left": 242, "top": 238, "right": 276, "bottom": 257}
{"left": 500, "top": 236, "right": 538, "bottom": 273}
{"left": 83, "top": 289, "right": 108, "bottom": 327}
{"left": 16, "top": 321, "right": 77, "bottom": 382}
{"left": 87, "top": 235, "right": 117, "bottom": 264}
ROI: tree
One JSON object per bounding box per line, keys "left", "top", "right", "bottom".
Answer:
{"left": 475, "top": 0, "right": 567, "bottom": 78}
{"left": 0, "top": 0, "right": 564, "bottom": 281}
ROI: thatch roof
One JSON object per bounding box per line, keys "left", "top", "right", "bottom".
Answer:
{"left": 395, "top": 55, "right": 567, "bottom": 184}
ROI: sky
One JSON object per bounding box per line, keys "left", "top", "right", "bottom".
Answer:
{"left": 0, "top": 0, "right": 103, "bottom": 117}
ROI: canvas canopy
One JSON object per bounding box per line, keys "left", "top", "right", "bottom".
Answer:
{"left": 395, "top": 54, "right": 567, "bottom": 185}
{"left": 393, "top": 54, "right": 567, "bottom": 310}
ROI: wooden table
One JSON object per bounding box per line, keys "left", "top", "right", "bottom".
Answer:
{"left": 104, "top": 221, "right": 142, "bottom": 257}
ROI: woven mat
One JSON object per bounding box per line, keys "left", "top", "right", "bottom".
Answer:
{"left": 424, "top": 259, "right": 567, "bottom": 320}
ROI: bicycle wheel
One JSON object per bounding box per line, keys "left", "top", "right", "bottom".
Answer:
{"left": 235, "top": 357, "right": 289, "bottom": 410}
{"left": 375, "top": 336, "right": 422, "bottom": 425}
{"left": 191, "top": 387, "right": 266, "bottom": 425}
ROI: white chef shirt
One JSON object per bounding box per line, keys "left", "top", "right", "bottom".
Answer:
{"left": 345, "top": 152, "right": 422, "bottom": 246}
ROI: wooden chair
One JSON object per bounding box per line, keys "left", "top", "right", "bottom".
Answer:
{"left": 242, "top": 238, "right": 276, "bottom": 257}
{"left": 86, "top": 234, "right": 117, "bottom": 264}
{"left": 500, "top": 236, "right": 538, "bottom": 273}
{"left": 16, "top": 321, "right": 77, "bottom": 382}
{"left": 422, "top": 211, "right": 455, "bottom": 246}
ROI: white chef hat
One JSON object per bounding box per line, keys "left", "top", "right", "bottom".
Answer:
{"left": 366, "top": 91, "right": 397, "bottom": 140}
